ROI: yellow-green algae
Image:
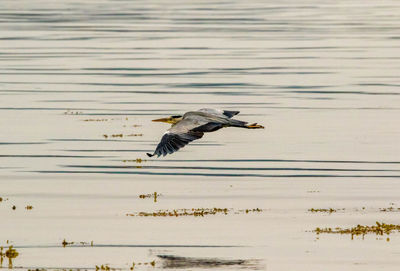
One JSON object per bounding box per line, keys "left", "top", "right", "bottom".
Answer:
{"left": 122, "top": 159, "right": 146, "bottom": 163}
{"left": 1, "top": 246, "right": 19, "bottom": 268}
{"left": 380, "top": 207, "right": 400, "bottom": 212}
{"left": 61, "top": 239, "right": 74, "bottom": 247}
{"left": 127, "top": 207, "right": 263, "bottom": 217}
{"left": 314, "top": 222, "right": 400, "bottom": 239}
{"left": 308, "top": 208, "right": 339, "bottom": 213}
{"left": 61, "top": 239, "right": 93, "bottom": 247}
{"left": 130, "top": 260, "right": 155, "bottom": 270}
{"left": 139, "top": 192, "right": 160, "bottom": 202}
{"left": 83, "top": 118, "right": 108, "bottom": 121}
{"left": 103, "top": 133, "right": 144, "bottom": 139}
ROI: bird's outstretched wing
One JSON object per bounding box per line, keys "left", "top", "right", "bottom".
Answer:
{"left": 147, "top": 116, "right": 208, "bottom": 157}
{"left": 147, "top": 130, "right": 203, "bottom": 157}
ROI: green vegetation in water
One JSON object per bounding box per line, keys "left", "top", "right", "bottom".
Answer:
{"left": 96, "top": 264, "right": 113, "bottom": 271}
{"left": 82, "top": 118, "right": 109, "bottom": 122}
{"left": 379, "top": 207, "right": 400, "bottom": 212}
{"left": 64, "top": 110, "right": 82, "bottom": 115}
{"left": 127, "top": 207, "right": 263, "bottom": 217}
{"left": 314, "top": 221, "right": 400, "bottom": 239}
{"left": 139, "top": 192, "right": 160, "bottom": 202}
{"left": 309, "top": 205, "right": 400, "bottom": 213}
{"left": 61, "top": 239, "right": 74, "bottom": 247}
{"left": 308, "top": 208, "right": 340, "bottom": 213}
{"left": 29, "top": 268, "right": 109, "bottom": 271}
{"left": 103, "top": 134, "right": 123, "bottom": 138}
{"left": 242, "top": 208, "right": 263, "bottom": 214}
{"left": 1, "top": 246, "right": 19, "bottom": 268}
{"left": 61, "top": 239, "right": 93, "bottom": 247}
{"left": 122, "top": 159, "right": 146, "bottom": 163}
{"left": 130, "top": 260, "right": 155, "bottom": 270}
{"left": 103, "top": 133, "right": 143, "bottom": 139}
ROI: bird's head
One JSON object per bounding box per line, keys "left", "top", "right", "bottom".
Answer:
{"left": 152, "top": 115, "right": 183, "bottom": 124}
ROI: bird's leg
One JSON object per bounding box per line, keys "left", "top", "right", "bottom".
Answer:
{"left": 245, "top": 123, "right": 265, "bottom": 129}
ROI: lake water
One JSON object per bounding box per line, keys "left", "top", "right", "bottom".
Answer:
{"left": 1, "top": 0, "right": 400, "bottom": 270}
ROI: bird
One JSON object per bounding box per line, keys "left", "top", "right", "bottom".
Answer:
{"left": 146, "top": 108, "right": 264, "bottom": 157}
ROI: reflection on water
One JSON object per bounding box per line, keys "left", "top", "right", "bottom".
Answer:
{"left": 157, "top": 255, "right": 261, "bottom": 269}
{"left": 1, "top": 0, "right": 400, "bottom": 270}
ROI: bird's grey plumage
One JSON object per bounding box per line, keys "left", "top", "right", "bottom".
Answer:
{"left": 198, "top": 108, "right": 240, "bottom": 118}
{"left": 147, "top": 108, "right": 263, "bottom": 157}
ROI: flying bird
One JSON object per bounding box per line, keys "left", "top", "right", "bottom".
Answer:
{"left": 147, "top": 108, "right": 264, "bottom": 157}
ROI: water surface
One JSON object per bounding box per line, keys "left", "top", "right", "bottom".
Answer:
{"left": 1, "top": 0, "right": 400, "bottom": 270}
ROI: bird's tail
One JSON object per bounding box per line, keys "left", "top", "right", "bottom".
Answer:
{"left": 245, "top": 123, "right": 265, "bottom": 129}
{"left": 146, "top": 153, "right": 155, "bottom": 157}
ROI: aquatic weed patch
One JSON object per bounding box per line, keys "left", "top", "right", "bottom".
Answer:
{"left": 379, "top": 207, "right": 400, "bottom": 212}
{"left": 0, "top": 246, "right": 19, "bottom": 268}
{"left": 314, "top": 222, "right": 400, "bottom": 239}
{"left": 308, "top": 208, "right": 339, "bottom": 213}
{"left": 127, "top": 208, "right": 263, "bottom": 217}
{"left": 122, "top": 159, "right": 146, "bottom": 163}
{"left": 61, "top": 239, "right": 93, "bottom": 247}
{"left": 139, "top": 192, "right": 160, "bottom": 202}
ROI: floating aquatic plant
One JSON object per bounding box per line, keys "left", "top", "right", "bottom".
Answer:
{"left": 314, "top": 221, "right": 400, "bottom": 239}
{"left": 308, "top": 208, "right": 339, "bottom": 213}
{"left": 127, "top": 207, "right": 263, "bottom": 217}
{"left": 96, "top": 264, "right": 111, "bottom": 271}
{"left": 379, "top": 207, "right": 400, "bottom": 212}
{"left": 139, "top": 192, "right": 160, "bottom": 202}
{"left": 83, "top": 119, "right": 108, "bottom": 122}
{"left": 122, "top": 159, "right": 146, "bottom": 163}
{"left": 1, "top": 246, "right": 19, "bottom": 268}
{"left": 61, "top": 239, "right": 74, "bottom": 247}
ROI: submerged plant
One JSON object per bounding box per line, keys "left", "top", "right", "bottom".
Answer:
{"left": 127, "top": 207, "right": 263, "bottom": 217}
{"left": 309, "top": 208, "right": 338, "bottom": 213}
{"left": 314, "top": 221, "right": 400, "bottom": 239}
{"left": 2, "top": 246, "right": 19, "bottom": 268}
{"left": 139, "top": 192, "right": 160, "bottom": 202}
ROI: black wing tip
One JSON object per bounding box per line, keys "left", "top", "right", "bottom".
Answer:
{"left": 223, "top": 110, "right": 240, "bottom": 118}
{"left": 146, "top": 153, "right": 154, "bottom": 157}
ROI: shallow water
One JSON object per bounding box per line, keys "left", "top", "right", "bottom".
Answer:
{"left": 1, "top": 0, "right": 400, "bottom": 270}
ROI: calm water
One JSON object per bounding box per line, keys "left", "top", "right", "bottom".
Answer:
{"left": 1, "top": 0, "right": 400, "bottom": 270}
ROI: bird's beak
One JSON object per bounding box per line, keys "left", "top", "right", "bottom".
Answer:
{"left": 152, "top": 117, "right": 170, "bottom": 123}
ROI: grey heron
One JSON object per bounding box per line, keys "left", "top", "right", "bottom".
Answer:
{"left": 147, "top": 108, "right": 264, "bottom": 157}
